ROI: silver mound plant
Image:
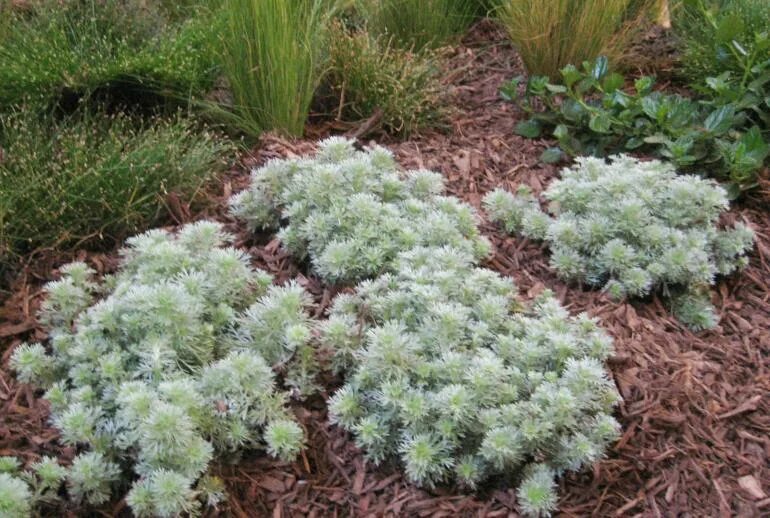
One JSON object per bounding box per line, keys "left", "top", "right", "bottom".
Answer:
{"left": 10, "top": 221, "right": 314, "bottom": 517}
{"left": 229, "top": 136, "right": 492, "bottom": 283}
{"left": 231, "top": 138, "right": 623, "bottom": 516}
{"left": 484, "top": 155, "right": 755, "bottom": 330}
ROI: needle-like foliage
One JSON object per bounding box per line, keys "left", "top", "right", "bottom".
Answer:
{"left": 230, "top": 137, "right": 491, "bottom": 283}
{"left": 484, "top": 155, "right": 754, "bottom": 330}
{"left": 231, "top": 138, "right": 622, "bottom": 516}
{"left": 11, "top": 221, "right": 313, "bottom": 516}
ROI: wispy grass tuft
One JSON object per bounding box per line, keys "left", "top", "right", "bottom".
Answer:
{"left": 495, "top": 0, "right": 656, "bottom": 79}
{"left": 219, "top": 0, "right": 338, "bottom": 137}
{"left": 0, "top": 108, "right": 230, "bottom": 263}
{"left": 0, "top": 0, "right": 220, "bottom": 113}
{"left": 357, "top": 0, "right": 478, "bottom": 51}
{"left": 325, "top": 24, "right": 447, "bottom": 136}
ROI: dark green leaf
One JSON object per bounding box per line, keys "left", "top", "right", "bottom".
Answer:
{"left": 515, "top": 119, "right": 542, "bottom": 138}
{"left": 588, "top": 112, "right": 612, "bottom": 133}
{"left": 553, "top": 124, "right": 569, "bottom": 140}
{"left": 625, "top": 137, "right": 645, "bottom": 150}
{"left": 592, "top": 56, "right": 609, "bottom": 81}
{"left": 703, "top": 105, "right": 736, "bottom": 135}
{"left": 499, "top": 76, "right": 522, "bottom": 102}
{"left": 634, "top": 76, "right": 654, "bottom": 95}
{"left": 540, "top": 147, "right": 565, "bottom": 164}
{"left": 545, "top": 84, "right": 568, "bottom": 94}
{"left": 716, "top": 14, "right": 745, "bottom": 44}
{"left": 560, "top": 64, "right": 582, "bottom": 88}
{"left": 602, "top": 73, "right": 624, "bottom": 93}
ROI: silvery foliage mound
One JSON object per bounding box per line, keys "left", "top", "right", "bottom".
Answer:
{"left": 484, "top": 155, "right": 755, "bottom": 330}
{"left": 229, "top": 137, "right": 491, "bottom": 283}
{"left": 231, "top": 138, "right": 621, "bottom": 516}
{"left": 10, "top": 221, "right": 313, "bottom": 517}
{"left": 324, "top": 247, "right": 620, "bottom": 516}
{"left": 0, "top": 455, "right": 67, "bottom": 518}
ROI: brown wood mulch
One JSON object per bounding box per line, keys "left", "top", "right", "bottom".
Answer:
{"left": 1, "top": 22, "right": 769, "bottom": 518}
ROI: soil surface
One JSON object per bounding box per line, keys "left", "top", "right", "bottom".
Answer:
{"left": 1, "top": 22, "right": 768, "bottom": 517}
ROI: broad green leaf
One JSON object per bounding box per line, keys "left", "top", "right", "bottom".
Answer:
{"left": 716, "top": 14, "right": 745, "bottom": 44}
{"left": 499, "top": 77, "right": 522, "bottom": 102}
{"left": 515, "top": 119, "right": 542, "bottom": 138}
{"left": 634, "top": 76, "right": 654, "bottom": 95}
{"left": 560, "top": 64, "right": 582, "bottom": 88}
{"left": 703, "top": 105, "right": 736, "bottom": 135}
{"left": 540, "top": 147, "right": 564, "bottom": 164}
{"left": 602, "top": 73, "right": 624, "bottom": 93}
{"left": 641, "top": 96, "right": 660, "bottom": 120}
{"left": 588, "top": 113, "right": 612, "bottom": 133}
{"left": 592, "top": 56, "right": 609, "bottom": 81}
{"left": 625, "top": 137, "right": 645, "bottom": 150}
{"left": 553, "top": 124, "right": 569, "bottom": 140}
{"left": 545, "top": 84, "right": 568, "bottom": 94}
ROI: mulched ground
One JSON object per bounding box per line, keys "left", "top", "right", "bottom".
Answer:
{"left": 1, "top": 22, "right": 769, "bottom": 517}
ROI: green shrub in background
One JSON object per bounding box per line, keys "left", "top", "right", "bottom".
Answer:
{"left": 357, "top": 0, "right": 478, "bottom": 51}
{"left": 484, "top": 155, "right": 754, "bottom": 330}
{"left": 495, "top": 0, "right": 656, "bottom": 79}
{"left": 502, "top": 57, "right": 769, "bottom": 192}
{"left": 325, "top": 24, "right": 447, "bottom": 136}
{"left": 672, "top": 0, "right": 770, "bottom": 135}
{"left": 10, "top": 222, "right": 313, "bottom": 516}
{"left": 673, "top": 0, "right": 770, "bottom": 84}
{"left": 0, "top": 0, "right": 221, "bottom": 113}
{"left": 0, "top": 109, "right": 229, "bottom": 262}
{"left": 219, "top": 0, "right": 337, "bottom": 137}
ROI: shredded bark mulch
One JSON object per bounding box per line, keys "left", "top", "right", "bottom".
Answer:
{"left": 1, "top": 22, "right": 768, "bottom": 517}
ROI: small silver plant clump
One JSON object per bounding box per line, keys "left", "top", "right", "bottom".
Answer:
{"left": 484, "top": 155, "right": 755, "bottom": 330}
{"left": 231, "top": 138, "right": 623, "bottom": 517}
{"left": 10, "top": 221, "right": 315, "bottom": 517}
{"left": 229, "top": 136, "right": 492, "bottom": 283}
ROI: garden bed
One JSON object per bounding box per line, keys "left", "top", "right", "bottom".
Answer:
{"left": 1, "top": 22, "right": 768, "bottom": 517}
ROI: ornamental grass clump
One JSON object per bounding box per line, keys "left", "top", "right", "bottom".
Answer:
{"left": 10, "top": 221, "right": 315, "bottom": 516}
{"left": 230, "top": 137, "right": 491, "bottom": 283}
{"left": 484, "top": 155, "right": 755, "bottom": 330}
{"left": 323, "top": 246, "right": 621, "bottom": 515}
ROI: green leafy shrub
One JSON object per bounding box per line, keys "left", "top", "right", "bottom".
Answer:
{"left": 502, "top": 57, "right": 770, "bottom": 191}
{"left": 231, "top": 138, "right": 621, "bottom": 516}
{"left": 0, "top": 109, "right": 229, "bottom": 261}
{"left": 218, "top": 0, "right": 336, "bottom": 136}
{"left": 0, "top": 0, "right": 220, "bottom": 111}
{"left": 484, "top": 155, "right": 754, "bottom": 330}
{"left": 229, "top": 137, "right": 491, "bottom": 283}
{"left": 324, "top": 24, "right": 446, "bottom": 136}
{"left": 673, "top": 0, "right": 770, "bottom": 85}
{"left": 495, "top": 0, "right": 656, "bottom": 79}
{"left": 11, "top": 221, "right": 314, "bottom": 516}
{"left": 357, "top": 0, "right": 477, "bottom": 51}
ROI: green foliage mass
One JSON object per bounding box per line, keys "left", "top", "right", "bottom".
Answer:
{"left": 230, "top": 137, "right": 492, "bottom": 283}
{"left": 0, "top": 110, "right": 229, "bottom": 263}
{"left": 495, "top": 0, "right": 656, "bottom": 80}
{"left": 218, "top": 0, "right": 337, "bottom": 137}
{"left": 231, "top": 138, "right": 622, "bottom": 516}
{"left": 10, "top": 221, "right": 315, "bottom": 516}
{"left": 484, "top": 155, "right": 754, "bottom": 330}
{"left": 673, "top": 0, "right": 770, "bottom": 85}
{"left": 357, "top": 0, "right": 478, "bottom": 52}
{"left": 503, "top": 57, "right": 770, "bottom": 192}
{"left": 0, "top": 0, "right": 221, "bottom": 112}
{"left": 325, "top": 23, "right": 447, "bottom": 136}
